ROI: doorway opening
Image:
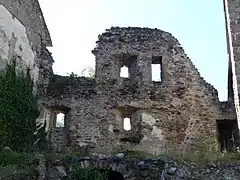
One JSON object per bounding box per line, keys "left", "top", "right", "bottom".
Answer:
{"left": 217, "top": 120, "right": 239, "bottom": 151}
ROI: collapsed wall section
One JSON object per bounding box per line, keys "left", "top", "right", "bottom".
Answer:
{"left": 44, "top": 27, "right": 229, "bottom": 154}
{"left": 92, "top": 27, "right": 223, "bottom": 153}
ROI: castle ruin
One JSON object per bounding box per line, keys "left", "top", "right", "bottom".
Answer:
{"left": 1, "top": 0, "right": 240, "bottom": 155}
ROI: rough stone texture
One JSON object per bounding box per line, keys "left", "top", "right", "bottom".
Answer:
{"left": 1, "top": 1, "right": 240, "bottom": 179}
{"left": 164, "top": 160, "right": 240, "bottom": 180}
{"left": 1, "top": 151, "right": 240, "bottom": 180}
{"left": 224, "top": 0, "right": 240, "bottom": 122}
{"left": 1, "top": 0, "right": 239, "bottom": 159}
{"left": 0, "top": 0, "right": 52, "bottom": 47}
{"left": 0, "top": 0, "right": 53, "bottom": 96}
{"left": 0, "top": 0, "right": 54, "bottom": 134}
{"left": 39, "top": 154, "right": 240, "bottom": 180}
{"left": 69, "top": 156, "right": 164, "bottom": 180}
{"left": 43, "top": 27, "right": 238, "bottom": 154}
{"left": 222, "top": 0, "right": 240, "bottom": 151}
{"left": 220, "top": 101, "right": 236, "bottom": 120}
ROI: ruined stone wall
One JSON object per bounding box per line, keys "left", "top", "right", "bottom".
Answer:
{"left": 43, "top": 27, "right": 233, "bottom": 154}
{"left": 92, "top": 27, "right": 223, "bottom": 153}
{"left": 0, "top": 0, "right": 54, "bottom": 132}
{"left": 0, "top": 0, "right": 53, "bottom": 94}
{"left": 223, "top": 0, "right": 240, "bottom": 147}
{"left": 224, "top": 0, "right": 240, "bottom": 128}
{"left": 0, "top": 0, "right": 52, "bottom": 47}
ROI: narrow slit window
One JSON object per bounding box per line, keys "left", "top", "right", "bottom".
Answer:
{"left": 152, "top": 56, "right": 162, "bottom": 82}
{"left": 120, "top": 66, "right": 129, "bottom": 78}
{"left": 56, "top": 112, "right": 65, "bottom": 127}
{"left": 151, "top": 64, "right": 161, "bottom": 81}
{"left": 123, "top": 117, "right": 131, "bottom": 131}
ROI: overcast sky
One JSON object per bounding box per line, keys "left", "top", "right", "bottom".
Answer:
{"left": 39, "top": 0, "right": 228, "bottom": 101}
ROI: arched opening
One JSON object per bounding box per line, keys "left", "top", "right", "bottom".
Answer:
{"left": 47, "top": 106, "right": 70, "bottom": 128}
{"left": 106, "top": 169, "right": 125, "bottom": 180}
{"left": 120, "top": 66, "right": 129, "bottom": 78}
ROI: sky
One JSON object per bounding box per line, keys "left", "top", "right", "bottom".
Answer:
{"left": 39, "top": 0, "right": 228, "bottom": 101}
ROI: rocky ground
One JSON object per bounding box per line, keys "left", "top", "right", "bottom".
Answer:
{"left": 0, "top": 149, "right": 240, "bottom": 180}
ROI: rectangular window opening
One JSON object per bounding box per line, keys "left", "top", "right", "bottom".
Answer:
{"left": 123, "top": 117, "right": 131, "bottom": 131}
{"left": 55, "top": 112, "right": 66, "bottom": 127}
{"left": 119, "top": 54, "right": 137, "bottom": 79}
{"left": 152, "top": 56, "right": 163, "bottom": 82}
{"left": 120, "top": 66, "right": 129, "bottom": 78}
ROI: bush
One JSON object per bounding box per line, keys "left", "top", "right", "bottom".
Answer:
{"left": 0, "top": 149, "right": 28, "bottom": 167}
{"left": 0, "top": 58, "right": 47, "bottom": 152}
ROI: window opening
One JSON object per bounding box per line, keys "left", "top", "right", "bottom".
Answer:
{"left": 151, "top": 64, "right": 161, "bottom": 81}
{"left": 120, "top": 66, "right": 129, "bottom": 78}
{"left": 152, "top": 56, "right": 162, "bottom": 82}
{"left": 123, "top": 117, "right": 131, "bottom": 131}
{"left": 56, "top": 112, "right": 65, "bottom": 127}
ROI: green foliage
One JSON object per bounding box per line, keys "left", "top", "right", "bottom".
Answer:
{"left": 0, "top": 150, "right": 38, "bottom": 179}
{"left": 162, "top": 135, "right": 240, "bottom": 165}
{"left": 69, "top": 165, "right": 107, "bottom": 180}
{"left": 0, "top": 149, "right": 28, "bottom": 167}
{"left": 163, "top": 149, "right": 240, "bottom": 166}
{"left": 0, "top": 58, "right": 47, "bottom": 152}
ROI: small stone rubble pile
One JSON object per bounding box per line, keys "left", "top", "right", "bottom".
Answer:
{"left": 40, "top": 153, "right": 240, "bottom": 180}
{"left": 0, "top": 150, "right": 240, "bottom": 180}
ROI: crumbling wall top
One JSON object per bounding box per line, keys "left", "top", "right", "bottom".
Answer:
{"left": 92, "top": 26, "right": 182, "bottom": 56}
{"left": 46, "top": 75, "right": 97, "bottom": 99}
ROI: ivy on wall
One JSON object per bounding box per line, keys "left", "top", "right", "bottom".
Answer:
{"left": 0, "top": 57, "right": 47, "bottom": 152}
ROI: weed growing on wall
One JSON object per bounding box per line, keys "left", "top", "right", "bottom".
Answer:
{"left": 0, "top": 58, "right": 47, "bottom": 152}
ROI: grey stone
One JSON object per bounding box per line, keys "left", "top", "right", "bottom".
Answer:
{"left": 56, "top": 166, "right": 67, "bottom": 177}
{"left": 176, "top": 168, "right": 185, "bottom": 178}
{"left": 116, "top": 153, "right": 125, "bottom": 159}
{"left": 1, "top": 2, "right": 240, "bottom": 180}
{"left": 2, "top": 147, "right": 11, "bottom": 150}
{"left": 167, "top": 167, "right": 177, "bottom": 175}
{"left": 43, "top": 26, "right": 235, "bottom": 154}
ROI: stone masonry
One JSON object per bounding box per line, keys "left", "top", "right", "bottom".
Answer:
{"left": 43, "top": 27, "right": 238, "bottom": 154}
{"left": 223, "top": 0, "right": 240, "bottom": 134}
{"left": 1, "top": 0, "right": 240, "bottom": 155}
{"left": 0, "top": 0, "right": 54, "bottom": 95}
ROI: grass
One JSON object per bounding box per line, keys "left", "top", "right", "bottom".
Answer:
{"left": 0, "top": 149, "right": 38, "bottom": 179}
{"left": 0, "top": 143, "right": 239, "bottom": 179}
{"left": 0, "top": 149, "right": 30, "bottom": 167}
{"left": 162, "top": 150, "right": 240, "bottom": 166}
{"left": 112, "top": 147, "right": 240, "bottom": 166}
